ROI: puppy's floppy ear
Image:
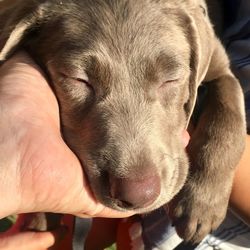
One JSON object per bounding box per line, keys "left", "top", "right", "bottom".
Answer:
{"left": 181, "top": 7, "right": 213, "bottom": 126}
{"left": 0, "top": 0, "right": 51, "bottom": 61}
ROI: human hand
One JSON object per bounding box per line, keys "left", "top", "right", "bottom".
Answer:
{"left": 0, "top": 228, "right": 65, "bottom": 250}
{"left": 0, "top": 214, "right": 72, "bottom": 250}
{"left": 0, "top": 52, "right": 134, "bottom": 219}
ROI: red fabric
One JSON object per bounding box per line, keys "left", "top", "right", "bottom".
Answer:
{"left": 117, "top": 218, "right": 135, "bottom": 250}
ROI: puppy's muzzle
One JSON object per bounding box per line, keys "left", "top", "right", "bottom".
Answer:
{"left": 109, "top": 173, "right": 161, "bottom": 209}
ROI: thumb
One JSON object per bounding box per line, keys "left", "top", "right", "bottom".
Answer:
{"left": 0, "top": 226, "right": 67, "bottom": 250}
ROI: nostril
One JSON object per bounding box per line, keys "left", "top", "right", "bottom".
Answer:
{"left": 116, "top": 200, "right": 134, "bottom": 209}
{"left": 109, "top": 174, "right": 161, "bottom": 209}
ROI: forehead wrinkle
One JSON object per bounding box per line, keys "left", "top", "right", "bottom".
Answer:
{"left": 55, "top": 41, "right": 115, "bottom": 71}
{"left": 92, "top": 42, "right": 115, "bottom": 66}
{"left": 70, "top": 42, "right": 132, "bottom": 95}
{"left": 156, "top": 52, "right": 184, "bottom": 68}
{"left": 157, "top": 53, "right": 190, "bottom": 74}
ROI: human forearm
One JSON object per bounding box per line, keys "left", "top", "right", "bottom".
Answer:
{"left": 230, "top": 134, "right": 250, "bottom": 225}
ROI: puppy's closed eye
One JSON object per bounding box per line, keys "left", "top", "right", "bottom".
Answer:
{"left": 60, "top": 72, "right": 92, "bottom": 89}
{"left": 158, "top": 69, "right": 189, "bottom": 91}
{"left": 56, "top": 72, "right": 95, "bottom": 104}
{"left": 159, "top": 78, "right": 180, "bottom": 88}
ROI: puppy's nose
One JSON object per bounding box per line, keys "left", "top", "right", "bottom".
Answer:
{"left": 109, "top": 174, "right": 160, "bottom": 209}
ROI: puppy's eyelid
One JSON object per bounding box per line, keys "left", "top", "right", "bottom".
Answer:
{"left": 164, "top": 79, "right": 179, "bottom": 83}
{"left": 72, "top": 77, "right": 95, "bottom": 91}
{"left": 74, "top": 77, "right": 90, "bottom": 85}
{"left": 159, "top": 79, "right": 179, "bottom": 89}
{"left": 59, "top": 72, "right": 94, "bottom": 91}
{"left": 59, "top": 72, "right": 90, "bottom": 84}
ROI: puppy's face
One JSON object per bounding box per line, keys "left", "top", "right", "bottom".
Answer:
{"left": 11, "top": 0, "right": 207, "bottom": 212}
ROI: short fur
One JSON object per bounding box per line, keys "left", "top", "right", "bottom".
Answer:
{"left": 0, "top": 0, "right": 246, "bottom": 243}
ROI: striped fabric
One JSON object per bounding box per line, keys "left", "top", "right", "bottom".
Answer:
{"left": 140, "top": 1, "right": 250, "bottom": 249}
{"left": 141, "top": 210, "right": 250, "bottom": 250}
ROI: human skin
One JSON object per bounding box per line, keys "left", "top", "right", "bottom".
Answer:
{"left": 0, "top": 228, "right": 64, "bottom": 250}
{"left": 0, "top": 214, "right": 72, "bottom": 250}
{"left": 230, "top": 134, "right": 250, "bottom": 226}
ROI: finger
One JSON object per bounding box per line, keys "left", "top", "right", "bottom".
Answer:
{"left": 72, "top": 196, "right": 135, "bottom": 218}
{"left": 75, "top": 206, "right": 135, "bottom": 219}
{"left": 0, "top": 232, "right": 54, "bottom": 250}
{"left": 0, "top": 226, "right": 67, "bottom": 250}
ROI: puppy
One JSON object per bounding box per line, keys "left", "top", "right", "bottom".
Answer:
{"left": 0, "top": 0, "right": 246, "bottom": 243}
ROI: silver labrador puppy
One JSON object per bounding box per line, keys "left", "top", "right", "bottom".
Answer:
{"left": 0, "top": 0, "right": 246, "bottom": 243}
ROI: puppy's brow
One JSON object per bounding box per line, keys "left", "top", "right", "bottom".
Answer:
{"left": 144, "top": 53, "right": 189, "bottom": 82}
{"left": 156, "top": 53, "right": 186, "bottom": 72}
{"left": 79, "top": 54, "right": 112, "bottom": 88}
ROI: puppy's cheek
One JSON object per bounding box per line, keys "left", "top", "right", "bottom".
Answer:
{"left": 166, "top": 151, "right": 189, "bottom": 199}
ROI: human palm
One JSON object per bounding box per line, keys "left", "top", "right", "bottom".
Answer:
{"left": 0, "top": 52, "right": 131, "bottom": 219}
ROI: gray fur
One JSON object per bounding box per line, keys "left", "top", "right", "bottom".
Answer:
{"left": 0, "top": 0, "right": 246, "bottom": 243}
